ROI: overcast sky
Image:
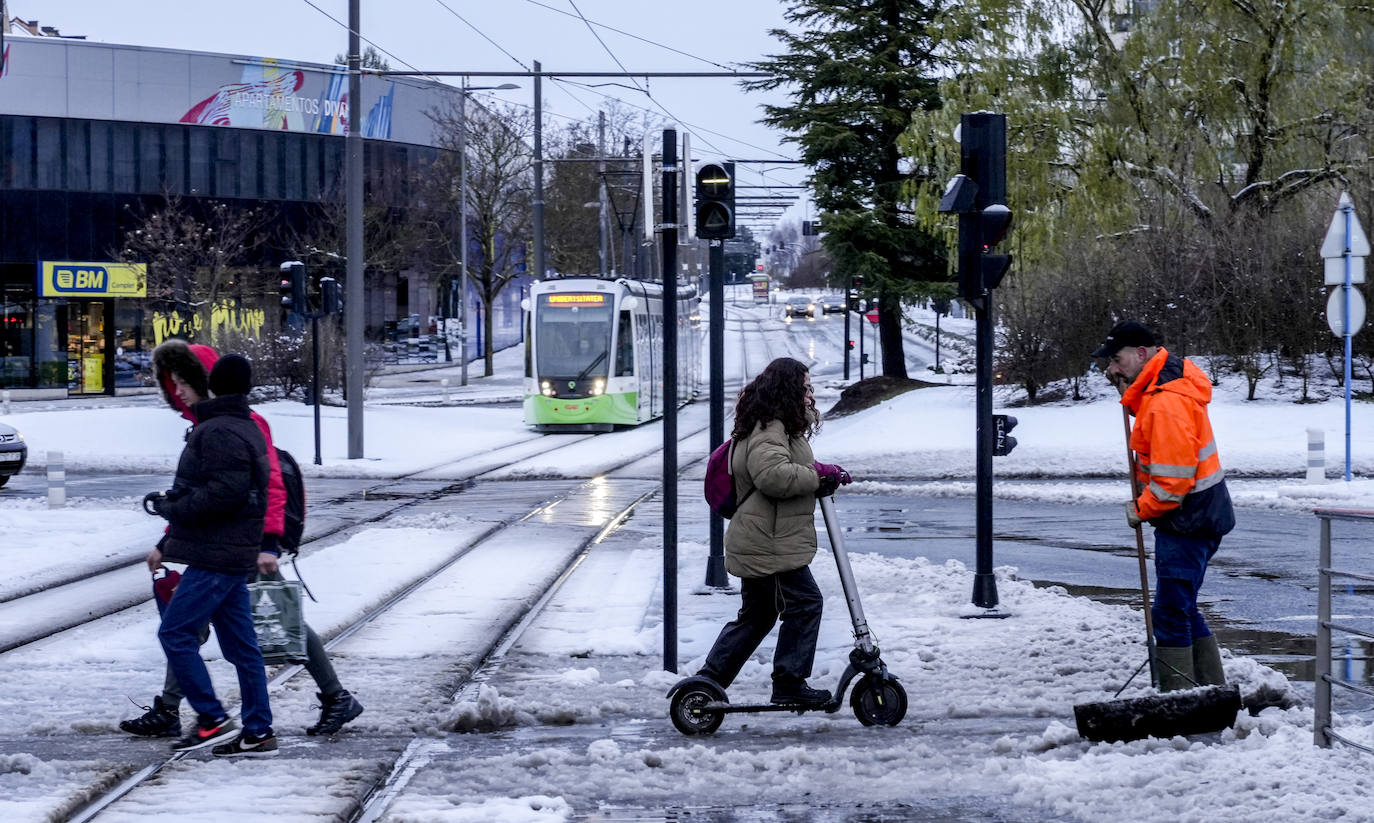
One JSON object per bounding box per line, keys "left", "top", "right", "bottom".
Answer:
{"left": 27, "top": 0, "right": 814, "bottom": 232}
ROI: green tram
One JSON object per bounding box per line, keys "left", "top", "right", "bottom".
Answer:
{"left": 523, "top": 277, "right": 701, "bottom": 432}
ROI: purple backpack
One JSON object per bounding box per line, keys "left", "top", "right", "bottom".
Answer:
{"left": 704, "top": 439, "right": 755, "bottom": 519}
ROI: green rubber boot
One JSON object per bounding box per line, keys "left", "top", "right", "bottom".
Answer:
{"left": 1192, "top": 635, "right": 1227, "bottom": 686}
{"left": 1155, "top": 645, "right": 1196, "bottom": 692}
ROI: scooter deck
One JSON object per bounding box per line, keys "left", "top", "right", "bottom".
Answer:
{"left": 703, "top": 700, "right": 841, "bottom": 715}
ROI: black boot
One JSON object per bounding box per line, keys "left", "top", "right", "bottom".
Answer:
{"left": 119, "top": 696, "right": 180, "bottom": 738}
{"left": 306, "top": 690, "right": 364, "bottom": 736}
{"left": 770, "top": 677, "right": 831, "bottom": 707}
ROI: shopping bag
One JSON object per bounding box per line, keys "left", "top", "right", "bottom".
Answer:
{"left": 247, "top": 575, "right": 308, "bottom": 664}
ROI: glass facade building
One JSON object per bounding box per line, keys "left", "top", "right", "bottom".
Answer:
{"left": 0, "top": 36, "right": 475, "bottom": 394}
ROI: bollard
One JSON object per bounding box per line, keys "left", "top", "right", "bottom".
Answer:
{"left": 441, "top": 377, "right": 450, "bottom": 404}
{"left": 1307, "top": 428, "right": 1326, "bottom": 483}
{"left": 47, "top": 450, "right": 65, "bottom": 508}
{"left": 2, "top": 389, "right": 9, "bottom": 415}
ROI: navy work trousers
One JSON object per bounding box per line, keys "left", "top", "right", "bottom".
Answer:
{"left": 1152, "top": 529, "right": 1221, "bottom": 648}
{"left": 157, "top": 567, "right": 273, "bottom": 736}
{"left": 699, "top": 565, "right": 824, "bottom": 689}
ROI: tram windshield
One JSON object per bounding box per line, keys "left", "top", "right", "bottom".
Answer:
{"left": 535, "top": 293, "right": 614, "bottom": 382}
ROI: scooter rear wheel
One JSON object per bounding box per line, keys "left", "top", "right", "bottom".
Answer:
{"left": 850, "top": 675, "right": 907, "bottom": 727}
{"left": 669, "top": 683, "right": 725, "bottom": 735}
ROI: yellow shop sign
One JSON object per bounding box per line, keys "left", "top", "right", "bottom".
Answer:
{"left": 39, "top": 261, "right": 147, "bottom": 298}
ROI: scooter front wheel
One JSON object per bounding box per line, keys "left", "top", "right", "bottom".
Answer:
{"left": 850, "top": 675, "right": 907, "bottom": 727}
{"left": 669, "top": 683, "right": 725, "bottom": 735}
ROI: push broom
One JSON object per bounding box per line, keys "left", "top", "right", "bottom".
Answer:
{"left": 1073, "top": 407, "right": 1242, "bottom": 743}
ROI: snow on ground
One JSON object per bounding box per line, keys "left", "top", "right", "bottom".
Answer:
{"left": 4, "top": 323, "right": 1374, "bottom": 820}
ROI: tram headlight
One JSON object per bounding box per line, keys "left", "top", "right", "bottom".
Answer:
{"left": 591, "top": 378, "right": 605, "bottom": 396}
{"left": 541, "top": 380, "right": 555, "bottom": 397}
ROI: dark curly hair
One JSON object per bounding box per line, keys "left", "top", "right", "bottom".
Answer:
{"left": 731, "top": 357, "right": 818, "bottom": 441}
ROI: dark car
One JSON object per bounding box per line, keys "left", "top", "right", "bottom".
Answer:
{"left": 0, "top": 421, "right": 27, "bottom": 487}
{"left": 784, "top": 296, "right": 816, "bottom": 318}
{"left": 816, "top": 295, "right": 846, "bottom": 314}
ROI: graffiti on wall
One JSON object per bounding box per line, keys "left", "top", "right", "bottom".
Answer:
{"left": 152, "top": 304, "right": 266, "bottom": 344}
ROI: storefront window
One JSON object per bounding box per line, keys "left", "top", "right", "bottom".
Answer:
{"left": 113, "top": 303, "right": 154, "bottom": 388}
{"left": 66, "top": 300, "right": 109, "bottom": 394}
{"left": 0, "top": 286, "right": 33, "bottom": 388}
{"left": 33, "top": 303, "right": 64, "bottom": 389}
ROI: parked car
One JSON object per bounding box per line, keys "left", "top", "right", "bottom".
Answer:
{"left": 784, "top": 296, "right": 816, "bottom": 318}
{"left": 0, "top": 421, "right": 27, "bottom": 487}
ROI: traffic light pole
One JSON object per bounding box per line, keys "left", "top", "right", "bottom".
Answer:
{"left": 706, "top": 240, "right": 728, "bottom": 588}
{"left": 843, "top": 276, "right": 852, "bottom": 381}
{"left": 971, "top": 294, "right": 1001, "bottom": 612}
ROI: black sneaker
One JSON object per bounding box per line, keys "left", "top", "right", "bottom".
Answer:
{"left": 305, "top": 690, "right": 364, "bottom": 736}
{"left": 770, "top": 679, "right": 832, "bottom": 707}
{"left": 170, "top": 715, "right": 238, "bottom": 752}
{"left": 120, "top": 697, "right": 180, "bottom": 738}
{"left": 211, "top": 730, "right": 279, "bottom": 758}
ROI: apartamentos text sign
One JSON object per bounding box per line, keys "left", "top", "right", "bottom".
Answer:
{"left": 39, "top": 262, "right": 148, "bottom": 298}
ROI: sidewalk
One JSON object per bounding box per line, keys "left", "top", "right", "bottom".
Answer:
{"left": 375, "top": 482, "right": 1374, "bottom": 822}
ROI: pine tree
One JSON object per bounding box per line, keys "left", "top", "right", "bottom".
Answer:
{"left": 746, "top": 1, "right": 953, "bottom": 380}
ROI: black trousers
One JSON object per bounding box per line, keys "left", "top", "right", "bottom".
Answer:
{"left": 699, "top": 565, "right": 823, "bottom": 689}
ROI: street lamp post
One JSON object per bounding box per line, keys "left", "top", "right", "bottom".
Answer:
{"left": 458, "top": 79, "right": 518, "bottom": 386}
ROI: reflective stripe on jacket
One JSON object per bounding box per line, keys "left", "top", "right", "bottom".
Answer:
{"left": 1121, "top": 348, "right": 1233, "bottom": 536}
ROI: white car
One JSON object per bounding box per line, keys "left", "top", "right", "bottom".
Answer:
{"left": 0, "top": 421, "right": 27, "bottom": 487}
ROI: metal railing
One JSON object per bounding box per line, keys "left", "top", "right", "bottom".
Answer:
{"left": 1315, "top": 508, "right": 1374, "bottom": 752}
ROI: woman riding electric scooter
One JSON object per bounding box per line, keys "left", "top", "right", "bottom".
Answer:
{"left": 695, "top": 357, "right": 852, "bottom": 705}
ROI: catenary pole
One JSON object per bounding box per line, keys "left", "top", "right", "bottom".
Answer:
{"left": 533, "top": 60, "right": 545, "bottom": 280}
{"left": 345, "top": 0, "right": 364, "bottom": 459}
{"left": 706, "top": 239, "right": 727, "bottom": 587}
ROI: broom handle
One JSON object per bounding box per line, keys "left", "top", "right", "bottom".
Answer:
{"left": 1122, "top": 406, "right": 1159, "bottom": 686}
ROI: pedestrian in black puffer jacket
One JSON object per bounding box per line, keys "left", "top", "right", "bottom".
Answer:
{"left": 146, "top": 357, "right": 278, "bottom": 757}
{"left": 158, "top": 392, "right": 271, "bottom": 573}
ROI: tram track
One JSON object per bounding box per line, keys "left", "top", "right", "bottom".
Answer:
{"left": 4, "top": 306, "right": 785, "bottom": 822}
{"left": 0, "top": 419, "right": 700, "bottom": 656}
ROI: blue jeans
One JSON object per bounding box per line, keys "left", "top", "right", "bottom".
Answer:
{"left": 157, "top": 567, "right": 273, "bottom": 736}
{"left": 1152, "top": 530, "right": 1221, "bottom": 648}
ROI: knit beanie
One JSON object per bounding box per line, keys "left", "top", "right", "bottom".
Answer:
{"left": 208, "top": 354, "right": 253, "bottom": 397}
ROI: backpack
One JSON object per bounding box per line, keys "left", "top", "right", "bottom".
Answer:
{"left": 704, "top": 439, "right": 755, "bottom": 519}
{"left": 275, "top": 447, "right": 306, "bottom": 553}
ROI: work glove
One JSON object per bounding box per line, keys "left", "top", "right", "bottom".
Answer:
{"left": 1125, "top": 500, "right": 1144, "bottom": 529}
{"left": 814, "top": 462, "right": 852, "bottom": 485}
{"left": 814, "top": 462, "right": 853, "bottom": 497}
{"left": 142, "top": 491, "right": 167, "bottom": 516}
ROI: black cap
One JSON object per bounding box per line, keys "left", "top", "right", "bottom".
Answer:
{"left": 208, "top": 354, "right": 253, "bottom": 397}
{"left": 1092, "top": 321, "right": 1157, "bottom": 359}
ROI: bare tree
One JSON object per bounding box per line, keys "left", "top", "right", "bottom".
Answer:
{"left": 117, "top": 195, "right": 267, "bottom": 343}
{"left": 421, "top": 99, "right": 534, "bottom": 376}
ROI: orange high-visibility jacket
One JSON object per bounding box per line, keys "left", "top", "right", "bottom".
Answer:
{"left": 1121, "top": 348, "right": 1227, "bottom": 522}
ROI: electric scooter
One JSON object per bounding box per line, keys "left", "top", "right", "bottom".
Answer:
{"left": 667, "top": 494, "right": 907, "bottom": 735}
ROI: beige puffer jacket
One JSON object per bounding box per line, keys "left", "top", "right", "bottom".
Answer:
{"left": 724, "top": 419, "right": 821, "bottom": 578}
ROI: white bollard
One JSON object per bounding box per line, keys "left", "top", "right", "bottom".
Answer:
{"left": 1307, "top": 428, "right": 1326, "bottom": 483}
{"left": 441, "top": 377, "right": 450, "bottom": 404}
{"left": 47, "top": 450, "right": 66, "bottom": 508}
{"left": 2, "top": 389, "right": 10, "bottom": 415}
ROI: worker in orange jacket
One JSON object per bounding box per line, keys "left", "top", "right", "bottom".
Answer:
{"left": 1095, "top": 321, "right": 1235, "bottom": 692}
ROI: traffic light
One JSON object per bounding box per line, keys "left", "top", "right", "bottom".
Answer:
{"left": 320, "top": 276, "right": 341, "bottom": 315}
{"left": 279, "top": 261, "right": 306, "bottom": 312}
{"left": 847, "top": 339, "right": 855, "bottom": 350}
{"left": 695, "top": 161, "right": 735, "bottom": 240}
{"left": 978, "top": 204, "right": 1013, "bottom": 291}
{"left": 992, "top": 414, "right": 1018, "bottom": 457}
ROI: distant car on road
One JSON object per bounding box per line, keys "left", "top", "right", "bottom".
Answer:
{"left": 0, "top": 421, "right": 27, "bottom": 487}
{"left": 816, "top": 295, "right": 845, "bottom": 314}
{"left": 784, "top": 296, "right": 816, "bottom": 318}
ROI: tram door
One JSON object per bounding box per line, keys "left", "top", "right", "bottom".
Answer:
{"left": 66, "top": 301, "right": 112, "bottom": 394}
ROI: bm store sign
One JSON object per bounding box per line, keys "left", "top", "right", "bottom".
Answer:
{"left": 39, "top": 262, "right": 147, "bottom": 298}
